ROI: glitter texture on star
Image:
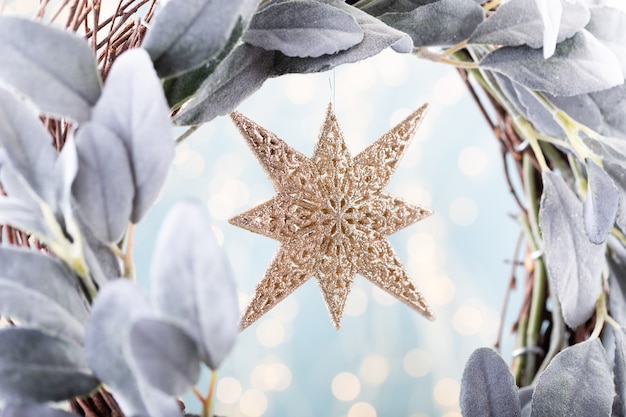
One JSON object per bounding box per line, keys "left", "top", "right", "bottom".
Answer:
{"left": 230, "top": 103, "right": 434, "bottom": 330}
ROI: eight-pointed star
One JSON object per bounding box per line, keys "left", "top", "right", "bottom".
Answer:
{"left": 230, "top": 103, "right": 434, "bottom": 330}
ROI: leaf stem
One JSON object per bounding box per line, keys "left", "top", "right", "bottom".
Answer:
{"left": 202, "top": 370, "right": 218, "bottom": 417}
{"left": 175, "top": 125, "right": 200, "bottom": 144}
{"left": 590, "top": 293, "right": 608, "bottom": 340}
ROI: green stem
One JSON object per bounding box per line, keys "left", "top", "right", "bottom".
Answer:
{"left": 202, "top": 370, "right": 218, "bottom": 417}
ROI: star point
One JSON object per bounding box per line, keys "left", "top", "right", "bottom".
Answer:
{"left": 230, "top": 104, "right": 433, "bottom": 331}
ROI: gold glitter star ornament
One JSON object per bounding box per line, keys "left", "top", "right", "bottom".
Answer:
{"left": 230, "top": 103, "right": 434, "bottom": 330}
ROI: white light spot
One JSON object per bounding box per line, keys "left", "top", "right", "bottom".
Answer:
{"left": 407, "top": 233, "right": 436, "bottom": 263}
{"left": 377, "top": 50, "right": 409, "bottom": 87}
{"left": 348, "top": 402, "right": 377, "bottom": 417}
{"left": 239, "top": 389, "right": 267, "bottom": 417}
{"left": 433, "top": 73, "right": 465, "bottom": 106}
{"left": 176, "top": 150, "right": 205, "bottom": 178}
{"left": 216, "top": 377, "right": 242, "bottom": 404}
{"left": 453, "top": 304, "right": 484, "bottom": 336}
{"left": 345, "top": 287, "right": 368, "bottom": 317}
{"left": 256, "top": 318, "right": 285, "bottom": 347}
{"left": 371, "top": 285, "right": 397, "bottom": 306}
{"left": 285, "top": 75, "right": 316, "bottom": 104}
{"left": 403, "top": 349, "right": 432, "bottom": 378}
{"left": 359, "top": 355, "right": 389, "bottom": 385}
{"left": 433, "top": 378, "right": 460, "bottom": 407}
{"left": 458, "top": 147, "right": 488, "bottom": 177}
{"left": 251, "top": 362, "right": 291, "bottom": 391}
{"left": 448, "top": 197, "right": 478, "bottom": 226}
{"left": 207, "top": 193, "right": 235, "bottom": 220}
{"left": 421, "top": 274, "right": 455, "bottom": 306}
{"left": 331, "top": 372, "right": 361, "bottom": 401}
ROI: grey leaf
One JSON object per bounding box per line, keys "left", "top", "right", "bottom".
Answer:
{"left": 53, "top": 135, "right": 78, "bottom": 231}
{"left": 143, "top": 0, "right": 249, "bottom": 78}
{"left": 470, "top": 0, "right": 589, "bottom": 48}
{"left": 531, "top": 339, "right": 613, "bottom": 416}
{"left": 0, "top": 16, "right": 101, "bottom": 122}
{"left": 85, "top": 280, "right": 153, "bottom": 416}
{"left": 2, "top": 404, "right": 81, "bottom": 417}
{"left": 380, "top": 0, "right": 484, "bottom": 47}
{"left": 613, "top": 328, "right": 626, "bottom": 416}
{"left": 519, "top": 385, "right": 534, "bottom": 409}
{"left": 506, "top": 80, "right": 563, "bottom": 137}
{"left": 92, "top": 49, "right": 175, "bottom": 223}
{"left": 164, "top": 17, "right": 245, "bottom": 109}
{"left": 0, "top": 328, "right": 99, "bottom": 404}
{"left": 0, "top": 88, "right": 57, "bottom": 208}
{"left": 151, "top": 200, "right": 239, "bottom": 370}
{"left": 583, "top": 159, "right": 618, "bottom": 244}
{"left": 481, "top": 30, "right": 624, "bottom": 97}
{"left": 273, "top": 0, "right": 413, "bottom": 75}
{"left": 77, "top": 213, "right": 122, "bottom": 287}
{"left": 356, "top": 0, "right": 438, "bottom": 16}
{"left": 0, "top": 247, "right": 89, "bottom": 323}
{"left": 0, "top": 196, "right": 49, "bottom": 241}
{"left": 127, "top": 317, "right": 201, "bottom": 396}
{"left": 586, "top": 6, "right": 626, "bottom": 77}
{"left": 460, "top": 348, "right": 521, "bottom": 417}
{"left": 244, "top": 0, "right": 363, "bottom": 58}
{"left": 0, "top": 279, "right": 84, "bottom": 343}
{"left": 539, "top": 171, "right": 604, "bottom": 328}
{"left": 608, "top": 237, "right": 626, "bottom": 327}
{"left": 73, "top": 123, "right": 134, "bottom": 244}
{"left": 172, "top": 43, "right": 274, "bottom": 126}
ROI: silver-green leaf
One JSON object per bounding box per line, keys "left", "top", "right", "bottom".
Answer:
{"left": 539, "top": 172, "right": 604, "bottom": 328}
{"left": 245, "top": 0, "right": 363, "bottom": 57}
{"left": 151, "top": 200, "right": 239, "bottom": 370}
{"left": 143, "top": 0, "right": 249, "bottom": 78}
{"left": 460, "top": 348, "right": 521, "bottom": 417}
{"left": 0, "top": 328, "right": 99, "bottom": 404}
{"left": 0, "top": 16, "right": 101, "bottom": 122}
{"left": 73, "top": 123, "right": 134, "bottom": 244}
{"left": 531, "top": 339, "right": 613, "bottom": 416}
{"left": 92, "top": 49, "right": 174, "bottom": 223}
{"left": 481, "top": 30, "right": 623, "bottom": 97}
{"left": 583, "top": 159, "right": 618, "bottom": 244}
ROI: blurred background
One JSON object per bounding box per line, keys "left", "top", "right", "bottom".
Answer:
{"left": 140, "top": 51, "right": 522, "bottom": 417}
{"left": 6, "top": 1, "right": 523, "bottom": 416}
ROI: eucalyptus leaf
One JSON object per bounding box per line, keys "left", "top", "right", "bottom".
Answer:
{"left": 608, "top": 237, "right": 626, "bottom": 327}
{"left": 355, "top": 0, "right": 437, "bottom": 15}
{"left": 613, "top": 328, "right": 626, "bottom": 416}
{"left": 151, "top": 200, "right": 239, "bottom": 370}
{"left": 85, "top": 280, "right": 154, "bottom": 417}
{"left": 519, "top": 386, "right": 534, "bottom": 409}
{"left": 583, "top": 159, "right": 618, "bottom": 244}
{"left": 539, "top": 171, "right": 604, "bottom": 328}
{"left": 77, "top": 214, "right": 122, "bottom": 287}
{"left": 143, "top": 0, "right": 249, "bottom": 78}
{"left": 92, "top": 49, "right": 174, "bottom": 223}
{"left": 53, "top": 135, "right": 78, "bottom": 233}
{"left": 0, "top": 196, "right": 49, "bottom": 241}
{"left": 0, "top": 279, "right": 84, "bottom": 343}
{"left": 127, "top": 317, "right": 201, "bottom": 396}
{"left": 273, "top": 0, "right": 413, "bottom": 75}
{"left": 0, "top": 88, "right": 57, "bottom": 208}
{"left": 470, "top": 0, "right": 589, "bottom": 49}
{"left": 585, "top": 6, "right": 626, "bottom": 77}
{"left": 0, "top": 16, "right": 101, "bottom": 122}
{"left": 2, "top": 404, "right": 80, "bottom": 417}
{"left": 380, "top": 0, "right": 484, "bottom": 47}
{"left": 172, "top": 43, "right": 274, "bottom": 126}
{"left": 0, "top": 247, "right": 89, "bottom": 323}
{"left": 0, "top": 328, "right": 99, "bottom": 404}
{"left": 73, "top": 123, "right": 134, "bottom": 244}
{"left": 507, "top": 80, "right": 562, "bottom": 137}
{"left": 460, "top": 348, "right": 521, "bottom": 417}
{"left": 164, "top": 18, "right": 245, "bottom": 109}
{"left": 86, "top": 280, "right": 183, "bottom": 417}
{"left": 531, "top": 339, "right": 613, "bottom": 416}
{"left": 245, "top": 0, "right": 363, "bottom": 58}
{"left": 481, "top": 30, "right": 623, "bottom": 97}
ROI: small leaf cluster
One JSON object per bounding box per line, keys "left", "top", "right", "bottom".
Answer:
{"left": 0, "top": 10, "right": 239, "bottom": 417}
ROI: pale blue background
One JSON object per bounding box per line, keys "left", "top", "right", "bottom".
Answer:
{"left": 135, "top": 51, "right": 521, "bottom": 417}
